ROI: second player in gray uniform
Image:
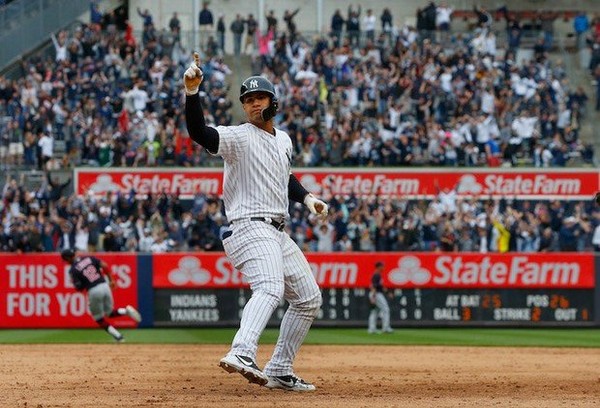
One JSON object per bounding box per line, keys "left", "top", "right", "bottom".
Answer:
{"left": 184, "top": 53, "right": 328, "bottom": 391}
{"left": 368, "top": 261, "right": 393, "bottom": 334}
{"left": 60, "top": 249, "right": 142, "bottom": 342}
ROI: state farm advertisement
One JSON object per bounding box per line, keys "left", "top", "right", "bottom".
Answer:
{"left": 0, "top": 253, "right": 138, "bottom": 328}
{"left": 75, "top": 168, "right": 599, "bottom": 199}
{"left": 152, "top": 252, "right": 594, "bottom": 289}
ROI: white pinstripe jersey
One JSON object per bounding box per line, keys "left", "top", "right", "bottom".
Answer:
{"left": 214, "top": 123, "right": 293, "bottom": 222}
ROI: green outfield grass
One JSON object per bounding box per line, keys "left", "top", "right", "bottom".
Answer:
{"left": 1, "top": 328, "right": 600, "bottom": 347}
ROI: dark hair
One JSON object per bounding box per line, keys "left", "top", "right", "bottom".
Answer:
{"left": 61, "top": 248, "right": 76, "bottom": 261}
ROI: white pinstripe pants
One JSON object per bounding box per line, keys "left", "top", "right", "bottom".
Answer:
{"left": 222, "top": 219, "right": 322, "bottom": 376}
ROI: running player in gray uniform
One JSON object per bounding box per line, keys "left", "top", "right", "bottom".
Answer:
{"left": 368, "top": 261, "right": 393, "bottom": 334}
{"left": 184, "top": 53, "right": 328, "bottom": 391}
{"left": 60, "top": 249, "right": 141, "bottom": 342}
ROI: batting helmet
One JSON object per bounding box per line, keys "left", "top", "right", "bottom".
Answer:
{"left": 61, "top": 248, "right": 76, "bottom": 262}
{"left": 239, "top": 76, "right": 278, "bottom": 121}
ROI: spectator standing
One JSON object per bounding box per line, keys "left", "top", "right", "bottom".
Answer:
{"left": 90, "top": 2, "right": 103, "bottom": 29}
{"left": 362, "top": 9, "right": 376, "bottom": 43}
{"left": 169, "top": 12, "right": 181, "bottom": 34}
{"left": 346, "top": 5, "right": 361, "bottom": 48}
{"left": 540, "top": 11, "right": 558, "bottom": 51}
{"left": 330, "top": 9, "right": 345, "bottom": 48}
{"left": 199, "top": 1, "right": 214, "bottom": 52}
{"left": 420, "top": 2, "right": 437, "bottom": 42}
{"left": 314, "top": 222, "right": 335, "bottom": 252}
{"left": 380, "top": 8, "right": 393, "bottom": 38}
{"left": 435, "top": 1, "right": 453, "bottom": 44}
{"left": 37, "top": 131, "right": 53, "bottom": 171}
{"left": 574, "top": 11, "right": 590, "bottom": 50}
{"left": 244, "top": 14, "right": 258, "bottom": 55}
{"left": 136, "top": 7, "right": 153, "bottom": 29}
{"left": 230, "top": 14, "right": 244, "bottom": 56}
{"left": 216, "top": 14, "right": 226, "bottom": 54}
{"left": 266, "top": 9, "right": 278, "bottom": 33}
{"left": 283, "top": 8, "right": 300, "bottom": 43}
{"left": 50, "top": 31, "right": 67, "bottom": 62}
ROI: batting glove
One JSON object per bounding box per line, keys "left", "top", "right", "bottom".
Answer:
{"left": 304, "top": 193, "right": 329, "bottom": 219}
{"left": 184, "top": 52, "right": 203, "bottom": 95}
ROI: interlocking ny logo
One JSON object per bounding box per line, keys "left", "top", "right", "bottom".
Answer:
{"left": 249, "top": 79, "right": 258, "bottom": 88}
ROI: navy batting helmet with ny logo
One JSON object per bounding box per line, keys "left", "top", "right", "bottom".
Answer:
{"left": 239, "top": 75, "right": 279, "bottom": 121}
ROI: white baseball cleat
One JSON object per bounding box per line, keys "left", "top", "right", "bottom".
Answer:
{"left": 265, "top": 374, "right": 316, "bottom": 392}
{"left": 219, "top": 354, "right": 269, "bottom": 386}
{"left": 126, "top": 305, "right": 142, "bottom": 323}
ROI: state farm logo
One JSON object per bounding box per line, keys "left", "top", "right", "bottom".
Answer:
{"left": 435, "top": 256, "right": 581, "bottom": 286}
{"left": 89, "top": 174, "right": 121, "bottom": 194}
{"left": 168, "top": 256, "right": 211, "bottom": 285}
{"left": 81, "top": 172, "right": 222, "bottom": 196}
{"left": 455, "top": 174, "right": 582, "bottom": 196}
{"left": 388, "top": 256, "right": 432, "bottom": 285}
{"left": 299, "top": 173, "right": 419, "bottom": 196}
{"left": 456, "top": 175, "right": 482, "bottom": 194}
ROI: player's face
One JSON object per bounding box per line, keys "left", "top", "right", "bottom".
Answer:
{"left": 242, "top": 92, "right": 271, "bottom": 123}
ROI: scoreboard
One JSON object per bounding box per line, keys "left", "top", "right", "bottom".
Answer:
{"left": 153, "top": 288, "right": 594, "bottom": 327}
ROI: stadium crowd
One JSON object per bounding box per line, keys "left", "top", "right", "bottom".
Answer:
{"left": 0, "top": 3, "right": 597, "bottom": 171}
{"left": 0, "top": 3, "right": 599, "bottom": 254}
{"left": 1, "top": 173, "right": 599, "bottom": 253}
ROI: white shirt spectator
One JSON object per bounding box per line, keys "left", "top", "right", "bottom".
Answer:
{"left": 476, "top": 116, "right": 497, "bottom": 144}
{"left": 38, "top": 134, "right": 53, "bottom": 159}
{"left": 139, "top": 232, "right": 155, "bottom": 252}
{"left": 314, "top": 223, "right": 335, "bottom": 252}
{"left": 439, "top": 189, "right": 457, "bottom": 213}
{"left": 51, "top": 33, "right": 67, "bottom": 62}
{"left": 481, "top": 90, "right": 495, "bottom": 114}
{"left": 484, "top": 32, "right": 496, "bottom": 56}
{"left": 128, "top": 86, "right": 149, "bottom": 112}
{"left": 75, "top": 228, "right": 89, "bottom": 251}
{"left": 557, "top": 108, "right": 571, "bottom": 130}
{"left": 150, "top": 238, "right": 169, "bottom": 253}
{"left": 436, "top": 6, "right": 453, "bottom": 27}
{"left": 511, "top": 116, "right": 538, "bottom": 139}
{"left": 440, "top": 70, "right": 453, "bottom": 93}
{"left": 363, "top": 14, "right": 377, "bottom": 32}
{"left": 592, "top": 225, "right": 600, "bottom": 248}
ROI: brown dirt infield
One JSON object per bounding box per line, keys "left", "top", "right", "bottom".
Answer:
{"left": 1, "top": 344, "right": 599, "bottom": 407}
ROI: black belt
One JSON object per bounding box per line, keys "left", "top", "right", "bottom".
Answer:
{"left": 250, "top": 217, "right": 285, "bottom": 231}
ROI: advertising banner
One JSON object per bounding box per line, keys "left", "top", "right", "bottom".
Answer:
{"left": 0, "top": 253, "right": 138, "bottom": 328}
{"left": 75, "top": 168, "right": 600, "bottom": 200}
{"left": 152, "top": 252, "right": 595, "bottom": 289}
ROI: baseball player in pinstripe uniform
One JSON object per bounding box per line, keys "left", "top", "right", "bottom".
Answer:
{"left": 184, "top": 53, "right": 327, "bottom": 391}
{"left": 60, "top": 249, "right": 141, "bottom": 342}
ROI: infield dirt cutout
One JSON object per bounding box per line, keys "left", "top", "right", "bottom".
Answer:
{"left": 1, "top": 344, "right": 599, "bottom": 407}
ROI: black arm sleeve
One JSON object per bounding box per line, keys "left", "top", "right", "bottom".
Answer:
{"left": 288, "top": 173, "right": 310, "bottom": 203}
{"left": 185, "top": 93, "right": 220, "bottom": 154}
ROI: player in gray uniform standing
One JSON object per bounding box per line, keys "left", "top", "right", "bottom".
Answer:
{"left": 368, "top": 261, "right": 393, "bottom": 334}
{"left": 184, "top": 53, "right": 328, "bottom": 391}
{"left": 60, "top": 249, "right": 141, "bottom": 342}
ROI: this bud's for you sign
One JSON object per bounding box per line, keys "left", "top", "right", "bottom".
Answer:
{"left": 0, "top": 254, "right": 138, "bottom": 328}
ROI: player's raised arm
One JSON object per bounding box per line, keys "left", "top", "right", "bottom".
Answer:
{"left": 184, "top": 52, "right": 219, "bottom": 154}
